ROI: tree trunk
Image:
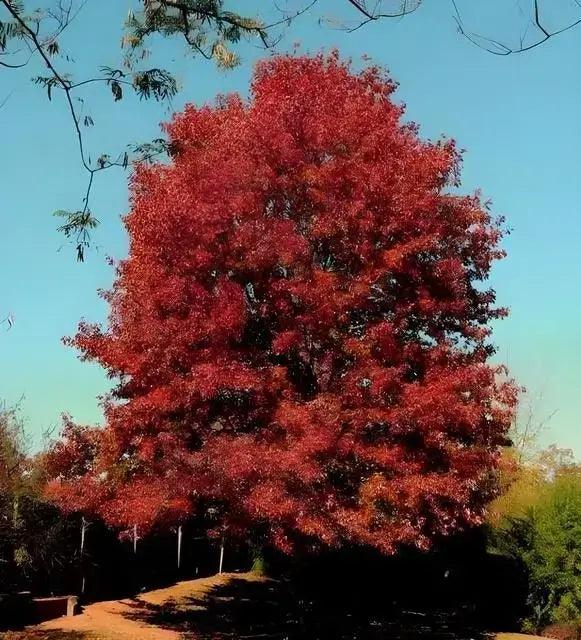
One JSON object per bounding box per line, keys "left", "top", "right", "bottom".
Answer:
{"left": 218, "top": 537, "right": 224, "bottom": 574}
{"left": 80, "top": 517, "right": 87, "bottom": 595}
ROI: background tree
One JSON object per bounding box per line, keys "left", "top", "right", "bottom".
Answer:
{"left": 0, "top": 402, "right": 28, "bottom": 581}
{"left": 489, "top": 461, "right": 580, "bottom": 632}
{"left": 0, "top": 403, "right": 78, "bottom": 592}
{"left": 488, "top": 393, "right": 558, "bottom": 524}
{"left": 47, "top": 52, "right": 517, "bottom": 555}
{"left": 484, "top": 394, "right": 579, "bottom": 633}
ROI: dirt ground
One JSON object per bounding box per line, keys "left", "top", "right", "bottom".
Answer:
{"left": 1, "top": 573, "right": 262, "bottom": 640}
{"left": 0, "top": 573, "right": 552, "bottom": 640}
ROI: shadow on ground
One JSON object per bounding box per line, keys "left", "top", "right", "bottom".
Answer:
{"left": 126, "top": 576, "right": 491, "bottom": 640}
{"left": 123, "top": 536, "right": 526, "bottom": 640}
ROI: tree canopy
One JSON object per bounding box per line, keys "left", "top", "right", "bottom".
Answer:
{"left": 46, "top": 52, "right": 517, "bottom": 554}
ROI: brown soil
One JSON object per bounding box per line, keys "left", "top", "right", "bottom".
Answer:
{"left": 3, "top": 573, "right": 264, "bottom": 640}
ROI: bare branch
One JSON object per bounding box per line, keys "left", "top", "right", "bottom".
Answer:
{"left": 0, "top": 312, "right": 14, "bottom": 330}
{"left": 346, "top": 0, "right": 418, "bottom": 20}
{"left": 533, "top": 0, "right": 550, "bottom": 38}
{"left": 0, "top": 58, "right": 27, "bottom": 67}
{"left": 452, "top": 0, "right": 581, "bottom": 56}
{"left": 329, "top": 0, "right": 421, "bottom": 32}
{"left": 67, "top": 76, "right": 133, "bottom": 91}
{"left": 264, "top": 0, "right": 320, "bottom": 30}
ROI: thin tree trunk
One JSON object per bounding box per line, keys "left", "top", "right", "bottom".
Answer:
{"left": 12, "top": 495, "right": 20, "bottom": 567}
{"left": 80, "top": 517, "right": 87, "bottom": 595}
{"left": 218, "top": 537, "right": 224, "bottom": 574}
{"left": 80, "top": 517, "right": 86, "bottom": 555}
{"left": 177, "top": 525, "right": 182, "bottom": 569}
{"left": 133, "top": 524, "right": 138, "bottom": 554}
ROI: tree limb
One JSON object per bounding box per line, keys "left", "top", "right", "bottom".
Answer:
{"left": 452, "top": 0, "right": 581, "bottom": 56}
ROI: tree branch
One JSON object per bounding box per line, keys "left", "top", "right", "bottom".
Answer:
{"left": 347, "top": 0, "right": 420, "bottom": 20}
{"left": 1, "top": 1, "right": 176, "bottom": 259}
{"left": 452, "top": 0, "right": 581, "bottom": 56}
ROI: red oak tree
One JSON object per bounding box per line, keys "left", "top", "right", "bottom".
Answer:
{"left": 47, "top": 52, "right": 517, "bottom": 554}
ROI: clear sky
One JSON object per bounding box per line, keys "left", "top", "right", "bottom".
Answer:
{"left": 0, "top": 1, "right": 579, "bottom": 453}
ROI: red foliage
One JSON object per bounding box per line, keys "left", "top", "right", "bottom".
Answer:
{"left": 47, "top": 52, "right": 517, "bottom": 553}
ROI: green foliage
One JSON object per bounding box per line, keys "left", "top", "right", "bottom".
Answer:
{"left": 54, "top": 210, "right": 99, "bottom": 262}
{"left": 0, "top": 405, "right": 79, "bottom": 592}
{"left": 487, "top": 450, "right": 544, "bottom": 524}
{"left": 249, "top": 545, "right": 267, "bottom": 576}
{"left": 0, "top": 19, "right": 22, "bottom": 50}
{"left": 131, "top": 68, "right": 179, "bottom": 100}
{"left": 489, "top": 466, "right": 581, "bottom": 631}
{"left": 122, "top": 1, "right": 266, "bottom": 70}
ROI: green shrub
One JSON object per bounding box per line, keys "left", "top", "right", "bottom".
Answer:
{"left": 249, "top": 543, "right": 268, "bottom": 576}
{"left": 489, "top": 468, "right": 581, "bottom": 631}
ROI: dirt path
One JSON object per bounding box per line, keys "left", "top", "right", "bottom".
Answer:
{"left": 37, "top": 573, "right": 263, "bottom": 640}
{"left": 40, "top": 598, "right": 180, "bottom": 640}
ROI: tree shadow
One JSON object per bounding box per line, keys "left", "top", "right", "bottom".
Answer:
{"left": 125, "top": 575, "right": 491, "bottom": 639}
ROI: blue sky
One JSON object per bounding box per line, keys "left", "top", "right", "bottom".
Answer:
{"left": 0, "top": 1, "right": 579, "bottom": 453}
